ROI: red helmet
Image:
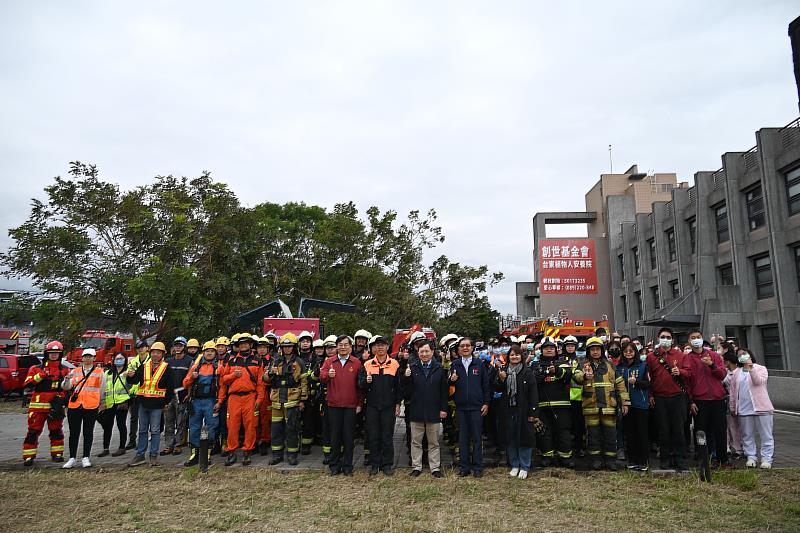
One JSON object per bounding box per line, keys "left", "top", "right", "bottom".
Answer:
{"left": 45, "top": 341, "right": 64, "bottom": 353}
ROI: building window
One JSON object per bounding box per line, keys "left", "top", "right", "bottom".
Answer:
{"left": 651, "top": 285, "right": 660, "bottom": 309}
{"left": 745, "top": 185, "right": 766, "bottom": 231}
{"left": 620, "top": 295, "right": 628, "bottom": 322}
{"left": 632, "top": 247, "right": 640, "bottom": 276}
{"left": 648, "top": 238, "right": 657, "bottom": 270}
{"left": 795, "top": 246, "right": 800, "bottom": 291}
{"left": 634, "top": 291, "right": 642, "bottom": 319}
{"left": 753, "top": 254, "right": 774, "bottom": 299}
{"left": 760, "top": 326, "right": 783, "bottom": 369}
{"left": 666, "top": 229, "right": 676, "bottom": 263}
{"left": 618, "top": 254, "right": 625, "bottom": 281}
{"left": 718, "top": 263, "right": 734, "bottom": 286}
{"left": 714, "top": 203, "right": 729, "bottom": 243}
{"left": 687, "top": 217, "right": 697, "bottom": 254}
{"left": 787, "top": 166, "right": 800, "bottom": 216}
{"left": 669, "top": 279, "right": 679, "bottom": 299}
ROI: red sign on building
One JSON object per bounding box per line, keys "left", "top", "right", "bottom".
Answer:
{"left": 538, "top": 239, "right": 597, "bottom": 294}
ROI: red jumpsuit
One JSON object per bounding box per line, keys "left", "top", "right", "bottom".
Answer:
{"left": 23, "top": 361, "right": 70, "bottom": 460}
{"left": 218, "top": 352, "right": 265, "bottom": 452}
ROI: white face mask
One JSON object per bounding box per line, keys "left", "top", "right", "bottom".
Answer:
{"left": 600, "top": 335, "right": 608, "bottom": 343}
{"left": 738, "top": 353, "right": 751, "bottom": 364}
{"left": 690, "top": 338, "right": 704, "bottom": 348}
{"left": 639, "top": 354, "right": 647, "bottom": 362}
{"left": 659, "top": 338, "right": 673, "bottom": 349}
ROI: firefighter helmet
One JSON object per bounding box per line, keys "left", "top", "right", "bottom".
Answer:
{"left": 354, "top": 329, "right": 372, "bottom": 340}
{"left": 186, "top": 338, "right": 200, "bottom": 349}
{"left": 150, "top": 342, "right": 167, "bottom": 353}
{"left": 585, "top": 336, "right": 604, "bottom": 349}
{"left": 216, "top": 336, "right": 230, "bottom": 346}
{"left": 312, "top": 339, "right": 325, "bottom": 348}
{"left": 230, "top": 333, "right": 242, "bottom": 344}
{"left": 540, "top": 336, "right": 557, "bottom": 349}
{"left": 45, "top": 341, "right": 64, "bottom": 353}
{"left": 173, "top": 336, "right": 188, "bottom": 346}
{"left": 237, "top": 333, "right": 253, "bottom": 344}
{"left": 298, "top": 330, "right": 313, "bottom": 342}
{"left": 439, "top": 333, "right": 458, "bottom": 348}
{"left": 563, "top": 335, "right": 579, "bottom": 346}
{"left": 279, "top": 333, "right": 298, "bottom": 346}
{"left": 323, "top": 335, "right": 337, "bottom": 347}
{"left": 409, "top": 331, "right": 427, "bottom": 344}
{"left": 256, "top": 336, "right": 270, "bottom": 345}
{"left": 202, "top": 341, "right": 217, "bottom": 351}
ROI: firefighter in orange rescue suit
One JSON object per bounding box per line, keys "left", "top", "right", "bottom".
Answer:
{"left": 22, "top": 341, "right": 70, "bottom": 465}
{"left": 217, "top": 332, "right": 265, "bottom": 466}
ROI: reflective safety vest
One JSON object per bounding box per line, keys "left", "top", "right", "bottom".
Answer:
{"left": 138, "top": 361, "right": 168, "bottom": 398}
{"left": 104, "top": 370, "right": 131, "bottom": 408}
{"left": 127, "top": 353, "right": 150, "bottom": 395}
{"left": 67, "top": 367, "right": 104, "bottom": 410}
{"left": 569, "top": 358, "right": 583, "bottom": 402}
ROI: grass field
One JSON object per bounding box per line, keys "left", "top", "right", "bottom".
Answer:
{"left": 1, "top": 466, "right": 798, "bottom": 532}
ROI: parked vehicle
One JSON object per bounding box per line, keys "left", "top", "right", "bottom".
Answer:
{"left": 0, "top": 354, "right": 40, "bottom": 397}
{"left": 66, "top": 330, "right": 135, "bottom": 366}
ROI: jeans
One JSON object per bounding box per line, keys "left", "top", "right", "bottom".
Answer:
{"left": 136, "top": 404, "right": 163, "bottom": 457}
{"left": 188, "top": 398, "right": 218, "bottom": 447}
{"left": 506, "top": 412, "right": 532, "bottom": 471}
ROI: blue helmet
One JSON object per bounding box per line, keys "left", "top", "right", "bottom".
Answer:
{"left": 173, "top": 336, "right": 188, "bottom": 346}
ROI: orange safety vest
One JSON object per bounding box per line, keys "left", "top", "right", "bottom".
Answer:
{"left": 139, "top": 361, "right": 168, "bottom": 398}
{"left": 67, "top": 367, "right": 104, "bottom": 410}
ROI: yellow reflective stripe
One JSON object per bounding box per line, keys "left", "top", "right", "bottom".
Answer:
{"left": 23, "top": 449, "right": 37, "bottom": 457}
{"left": 33, "top": 374, "right": 43, "bottom": 382}
{"left": 51, "top": 445, "right": 64, "bottom": 451}
{"left": 29, "top": 403, "right": 51, "bottom": 409}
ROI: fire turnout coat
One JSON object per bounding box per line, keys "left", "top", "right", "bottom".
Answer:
{"left": 573, "top": 358, "right": 630, "bottom": 416}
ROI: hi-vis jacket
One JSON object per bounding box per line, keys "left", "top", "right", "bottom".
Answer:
{"left": 573, "top": 358, "right": 630, "bottom": 416}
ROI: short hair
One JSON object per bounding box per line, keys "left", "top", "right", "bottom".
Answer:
{"left": 417, "top": 343, "right": 433, "bottom": 354}
{"left": 687, "top": 328, "right": 703, "bottom": 337}
{"left": 657, "top": 327, "right": 674, "bottom": 338}
{"left": 507, "top": 345, "right": 524, "bottom": 359}
{"left": 458, "top": 337, "right": 473, "bottom": 348}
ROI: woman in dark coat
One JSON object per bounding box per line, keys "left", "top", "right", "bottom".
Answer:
{"left": 495, "top": 345, "right": 539, "bottom": 479}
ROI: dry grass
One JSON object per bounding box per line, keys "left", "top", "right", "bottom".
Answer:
{"left": 1, "top": 466, "right": 798, "bottom": 532}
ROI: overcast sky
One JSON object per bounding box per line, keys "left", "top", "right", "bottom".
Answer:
{"left": 1, "top": 1, "right": 799, "bottom": 316}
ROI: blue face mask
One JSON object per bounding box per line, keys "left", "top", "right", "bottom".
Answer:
{"left": 526, "top": 343, "right": 535, "bottom": 351}
{"left": 500, "top": 346, "right": 510, "bottom": 354}
{"left": 114, "top": 358, "right": 125, "bottom": 367}
{"left": 492, "top": 347, "right": 501, "bottom": 355}
{"left": 534, "top": 349, "right": 541, "bottom": 358}
{"left": 639, "top": 354, "right": 647, "bottom": 362}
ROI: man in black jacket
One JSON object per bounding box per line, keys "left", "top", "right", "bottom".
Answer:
{"left": 403, "top": 342, "right": 448, "bottom": 478}
{"left": 450, "top": 337, "right": 491, "bottom": 478}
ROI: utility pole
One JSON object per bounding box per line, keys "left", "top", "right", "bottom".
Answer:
{"left": 609, "top": 144, "right": 613, "bottom": 174}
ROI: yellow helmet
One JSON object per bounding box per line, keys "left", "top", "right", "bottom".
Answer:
{"left": 202, "top": 340, "right": 217, "bottom": 351}
{"left": 280, "top": 332, "right": 298, "bottom": 346}
{"left": 237, "top": 332, "right": 253, "bottom": 344}
{"left": 585, "top": 336, "right": 604, "bottom": 349}
{"left": 323, "top": 335, "right": 337, "bottom": 347}
{"left": 231, "top": 333, "right": 242, "bottom": 343}
{"left": 216, "top": 336, "right": 230, "bottom": 346}
{"left": 312, "top": 339, "right": 325, "bottom": 348}
{"left": 150, "top": 341, "right": 167, "bottom": 353}
{"left": 187, "top": 338, "right": 201, "bottom": 349}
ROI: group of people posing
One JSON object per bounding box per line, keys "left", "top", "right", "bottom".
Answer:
{"left": 20, "top": 326, "right": 775, "bottom": 479}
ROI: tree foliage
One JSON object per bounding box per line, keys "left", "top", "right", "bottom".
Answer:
{"left": 2, "top": 163, "right": 503, "bottom": 344}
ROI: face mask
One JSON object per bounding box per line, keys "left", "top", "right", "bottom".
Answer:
{"left": 500, "top": 346, "right": 510, "bottom": 354}
{"left": 534, "top": 350, "right": 541, "bottom": 358}
{"left": 526, "top": 343, "right": 535, "bottom": 351}
{"left": 659, "top": 338, "right": 673, "bottom": 349}
{"left": 609, "top": 347, "right": 621, "bottom": 356}
{"left": 738, "top": 353, "right": 751, "bottom": 364}
{"left": 600, "top": 335, "right": 608, "bottom": 343}
{"left": 114, "top": 358, "right": 125, "bottom": 367}
{"left": 690, "top": 338, "right": 704, "bottom": 348}
{"left": 634, "top": 343, "right": 642, "bottom": 351}
{"left": 639, "top": 354, "right": 647, "bottom": 362}
{"left": 492, "top": 347, "right": 501, "bottom": 355}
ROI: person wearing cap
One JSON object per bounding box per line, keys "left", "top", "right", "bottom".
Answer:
{"left": 254, "top": 336, "right": 273, "bottom": 456}
{"left": 319, "top": 335, "right": 364, "bottom": 476}
{"left": 162, "top": 336, "right": 193, "bottom": 455}
{"left": 265, "top": 333, "right": 308, "bottom": 466}
{"left": 97, "top": 353, "right": 131, "bottom": 458}
{"left": 728, "top": 349, "right": 774, "bottom": 469}
{"left": 62, "top": 349, "right": 107, "bottom": 468}
{"left": 297, "top": 331, "right": 319, "bottom": 455}
{"left": 125, "top": 339, "right": 150, "bottom": 450}
{"left": 182, "top": 341, "right": 221, "bottom": 467}
{"left": 574, "top": 337, "right": 630, "bottom": 470}
{"left": 358, "top": 335, "right": 401, "bottom": 476}
{"left": 317, "top": 335, "right": 338, "bottom": 464}
{"left": 534, "top": 336, "right": 574, "bottom": 468}
{"left": 563, "top": 335, "right": 586, "bottom": 459}
{"left": 218, "top": 333, "right": 265, "bottom": 466}
{"left": 450, "top": 336, "right": 491, "bottom": 478}
{"left": 22, "top": 340, "right": 70, "bottom": 466}
{"left": 126, "top": 342, "right": 174, "bottom": 467}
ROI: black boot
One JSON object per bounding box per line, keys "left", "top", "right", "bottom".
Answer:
{"left": 125, "top": 440, "right": 136, "bottom": 450}
{"left": 301, "top": 444, "right": 311, "bottom": 455}
{"left": 269, "top": 454, "right": 284, "bottom": 466}
{"left": 184, "top": 448, "right": 199, "bottom": 467}
{"left": 287, "top": 453, "right": 298, "bottom": 466}
{"left": 322, "top": 452, "right": 330, "bottom": 465}
{"left": 224, "top": 451, "right": 237, "bottom": 466}
{"left": 591, "top": 458, "right": 603, "bottom": 470}
{"left": 259, "top": 442, "right": 269, "bottom": 456}
{"left": 242, "top": 451, "right": 252, "bottom": 466}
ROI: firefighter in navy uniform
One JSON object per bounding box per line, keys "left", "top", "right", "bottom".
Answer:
{"left": 534, "top": 336, "right": 574, "bottom": 468}
{"left": 22, "top": 341, "right": 70, "bottom": 465}
{"left": 296, "top": 331, "right": 319, "bottom": 455}
{"left": 266, "top": 333, "right": 308, "bottom": 466}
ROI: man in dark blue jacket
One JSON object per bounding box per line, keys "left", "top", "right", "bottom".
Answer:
{"left": 403, "top": 342, "right": 449, "bottom": 478}
{"left": 450, "top": 337, "right": 490, "bottom": 477}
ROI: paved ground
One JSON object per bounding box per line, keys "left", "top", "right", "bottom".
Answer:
{"left": 1, "top": 398, "right": 797, "bottom": 471}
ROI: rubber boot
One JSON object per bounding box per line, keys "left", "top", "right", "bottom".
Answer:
{"left": 224, "top": 451, "right": 238, "bottom": 466}
{"left": 269, "top": 453, "right": 284, "bottom": 466}
{"left": 287, "top": 453, "right": 298, "bottom": 466}
{"left": 184, "top": 447, "right": 199, "bottom": 467}
{"left": 301, "top": 444, "right": 311, "bottom": 455}
{"left": 242, "top": 450, "right": 252, "bottom": 466}
{"left": 259, "top": 442, "right": 270, "bottom": 456}
{"left": 322, "top": 452, "right": 330, "bottom": 465}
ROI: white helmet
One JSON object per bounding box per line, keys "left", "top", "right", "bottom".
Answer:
{"left": 312, "top": 339, "right": 325, "bottom": 348}
{"left": 409, "top": 331, "right": 427, "bottom": 344}
{"left": 298, "top": 330, "right": 313, "bottom": 342}
{"left": 563, "top": 335, "right": 579, "bottom": 345}
{"left": 323, "top": 335, "right": 337, "bottom": 347}
{"left": 439, "top": 333, "right": 458, "bottom": 348}
{"left": 354, "top": 329, "right": 372, "bottom": 340}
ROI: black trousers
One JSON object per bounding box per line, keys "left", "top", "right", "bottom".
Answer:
{"left": 694, "top": 399, "right": 728, "bottom": 463}
{"left": 366, "top": 406, "right": 395, "bottom": 469}
{"left": 329, "top": 407, "right": 356, "bottom": 474}
{"left": 623, "top": 408, "right": 650, "bottom": 466}
{"left": 654, "top": 394, "right": 687, "bottom": 466}
{"left": 127, "top": 397, "right": 139, "bottom": 444}
{"left": 301, "top": 399, "right": 318, "bottom": 448}
{"left": 67, "top": 407, "right": 98, "bottom": 458}
{"left": 538, "top": 407, "right": 572, "bottom": 458}
{"left": 99, "top": 405, "right": 128, "bottom": 450}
